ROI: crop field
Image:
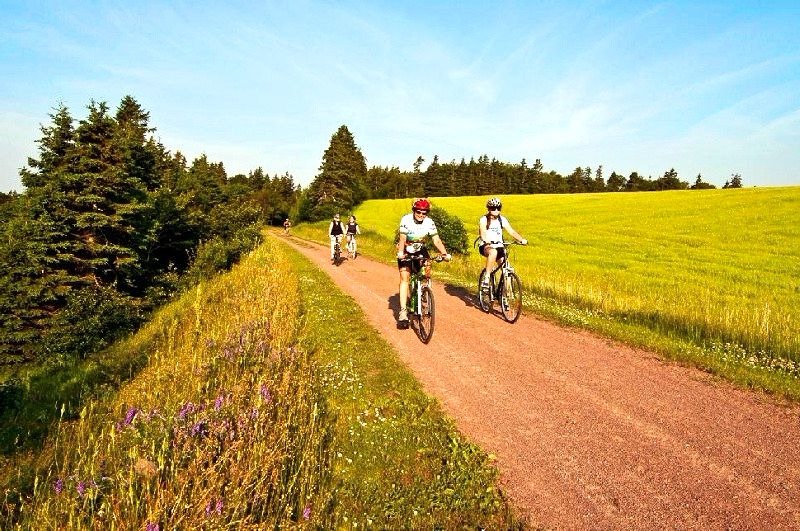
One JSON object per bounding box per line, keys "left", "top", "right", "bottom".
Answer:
{"left": 296, "top": 187, "right": 800, "bottom": 393}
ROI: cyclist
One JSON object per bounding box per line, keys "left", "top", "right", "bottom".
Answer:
{"left": 328, "top": 213, "right": 345, "bottom": 263}
{"left": 346, "top": 215, "right": 360, "bottom": 256}
{"left": 396, "top": 198, "right": 451, "bottom": 329}
{"left": 478, "top": 197, "right": 527, "bottom": 290}
{"left": 283, "top": 218, "right": 292, "bottom": 235}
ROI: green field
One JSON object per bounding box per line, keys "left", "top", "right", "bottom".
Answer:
{"left": 295, "top": 187, "right": 800, "bottom": 397}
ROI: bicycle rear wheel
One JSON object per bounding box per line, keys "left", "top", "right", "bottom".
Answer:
{"left": 500, "top": 272, "right": 522, "bottom": 323}
{"left": 417, "top": 285, "right": 435, "bottom": 343}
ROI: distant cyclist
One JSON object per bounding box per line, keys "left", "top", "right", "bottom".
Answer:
{"left": 283, "top": 218, "right": 292, "bottom": 235}
{"left": 328, "top": 213, "right": 345, "bottom": 263}
{"left": 396, "top": 198, "right": 450, "bottom": 329}
{"left": 346, "top": 215, "right": 360, "bottom": 256}
{"left": 478, "top": 197, "right": 527, "bottom": 290}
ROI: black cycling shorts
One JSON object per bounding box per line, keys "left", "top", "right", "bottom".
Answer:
{"left": 480, "top": 244, "right": 506, "bottom": 262}
{"left": 397, "top": 248, "right": 430, "bottom": 274}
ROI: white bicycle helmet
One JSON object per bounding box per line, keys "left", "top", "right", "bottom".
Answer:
{"left": 486, "top": 197, "right": 502, "bottom": 210}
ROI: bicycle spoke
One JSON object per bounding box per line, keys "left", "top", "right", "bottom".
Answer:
{"left": 500, "top": 273, "right": 523, "bottom": 323}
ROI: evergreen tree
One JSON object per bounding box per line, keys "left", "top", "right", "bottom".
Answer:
{"left": 723, "top": 173, "right": 743, "bottom": 188}
{"left": 606, "top": 171, "right": 625, "bottom": 192}
{"left": 424, "top": 155, "right": 449, "bottom": 197}
{"left": 567, "top": 167, "right": 586, "bottom": 193}
{"left": 655, "top": 168, "right": 688, "bottom": 190}
{"left": 303, "top": 125, "right": 367, "bottom": 220}
{"left": 690, "top": 174, "right": 716, "bottom": 190}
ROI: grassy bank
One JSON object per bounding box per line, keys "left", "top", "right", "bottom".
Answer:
{"left": 292, "top": 188, "right": 800, "bottom": 400}
{"left": 2, "top": 236, "right": 518, "bottom": 528}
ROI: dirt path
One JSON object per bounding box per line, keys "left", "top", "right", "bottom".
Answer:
{"left": 285, "top": 236, "right": 800, "bottom": 529}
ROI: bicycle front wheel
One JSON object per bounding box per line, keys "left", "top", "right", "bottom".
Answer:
{"left": 500, "top": 272, "right": 523, "bottom": 323}
{"left": 477, "top": 270, "right": 491, "bottom": 312}
{"left": 418, "top": 285, "right": 435, "bottom": 343}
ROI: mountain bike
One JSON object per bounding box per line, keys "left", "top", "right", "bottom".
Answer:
{"left": 346, "top": 234, "right": 357, "bottom": 259}
{"left": 477, "top": 242, "right": 523, "bottom": 323}
{"left": 332, "top": 236, "right": 343, "bottom": 265}
{"left": 406, "top": 254, "right": 446, "bottom": 343}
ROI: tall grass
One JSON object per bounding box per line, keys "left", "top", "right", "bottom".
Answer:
{"left": 294, "top": 188, "right": 800, "bottom": 396}
{"left": 6, "top": 239, "right": 326, "bottom": 528}
{"left": 4, "top": 235, "right": 518, "bottom": 528}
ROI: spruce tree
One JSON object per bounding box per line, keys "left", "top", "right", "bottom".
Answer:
{"left": 304, "top": 125, "right": 367, "bottom": 220}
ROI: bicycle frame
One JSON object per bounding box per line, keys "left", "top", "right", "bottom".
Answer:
{"left": 404, "top": 254, "right": 443, "bottom": 343}
{"left": 478, "top": 242, "right": 523, "bottom": 322}
{"left": 407, "top": 256, "right": 431, "bottom": 316}
{"left": 347, "top": 234, "right": 357, "bottom": 257}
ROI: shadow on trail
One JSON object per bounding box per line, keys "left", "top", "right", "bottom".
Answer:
{"left": 387, "top": 293, "right": 401, "bottom": 319}
{"left": 442, "top": 283, "right": 481, "bottom": 311}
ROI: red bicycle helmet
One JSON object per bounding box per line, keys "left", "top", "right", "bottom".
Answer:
{"left": 411, "top": 198, "right": 431, "bottom": 212}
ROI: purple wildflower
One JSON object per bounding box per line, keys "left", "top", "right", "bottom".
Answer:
{"left": 178, "top": 402, "right": 195, "bottom": 419}
{"left": 76, "top": 481, "right": 87, "bottom": 497}
{"left": 190, "top": 421, "right": 207, "bottom": 438}
{"left": 260, "top": 383, "right": 272, "bottom": 403}
{"left": 124, "top": 406, "right": 138, "bottom": 426}
{"left": 214, "top": 394, "right": 224, "bottom": 411}
{"left": 53, "top": 478, "right": 64, "bottom": 495}
{"left": 205, "top": 497, "right": 223, "bottom": 516}
{"left": 146, "top": 522, "right": 160, "bottom": 531}
{"left": 303, "top": 505, "right": 312, "bottom": 520}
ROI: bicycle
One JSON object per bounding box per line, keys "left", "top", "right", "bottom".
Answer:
{"left": 332, "top": 236, "right": 343, "bottom": 265}
{"left": 405, "top": 254, "right": 447, "bottom": 343}
{"left": 346, "top": 234, "right": 357, "bottom": 259}
{"left": 477, "top": 241, "right": 523, "bottom": 323}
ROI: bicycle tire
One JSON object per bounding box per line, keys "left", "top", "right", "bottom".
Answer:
{"left": 477, "top": 270, "right": 491, "bottom": 312}
{"left": 417, "top": 285, "right": 435, "bottom": 343}
{"left": 499, "top": 272, "right": 523, "bottom": 323}
{"left": 333, "top": 242, "right": 341, "bottom": 265}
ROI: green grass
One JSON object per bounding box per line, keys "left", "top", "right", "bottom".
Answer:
{"left": 293, "top": 188, "right": 800, "bottom": 399}
{"left": 3, "top": 235, "right": 519, "bottom": 529}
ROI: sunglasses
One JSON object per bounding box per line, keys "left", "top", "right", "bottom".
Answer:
{"left": 489, "top": 208, "right": 501, "bottom": 212}
{"left": 413, "top": 209, "right": 429, "bottom": 215}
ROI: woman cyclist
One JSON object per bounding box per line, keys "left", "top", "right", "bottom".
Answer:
{"left": 346, "top": 215, "right": 360, "bottom": 257}
{"left": 328, "top": 213, "right": 345, "bottom": 263}
{"left": 396, "top": 198, "right": 450, "bottom": 329}
{"left": 478, "top": 197, "right": 527, "bottom": 290}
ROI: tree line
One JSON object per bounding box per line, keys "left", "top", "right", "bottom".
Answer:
{"left": 297, "top": 127, "right": 742, "bottom": 222}
{"left": 0, "top": 96, "right": 298, "bottom": 366}
{"left": 2, "top": 110, "right": 744, "bottom": 365}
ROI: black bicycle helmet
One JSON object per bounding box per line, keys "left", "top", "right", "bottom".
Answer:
{"left": 486, "top": 197, "right": 502, "bottom": 210}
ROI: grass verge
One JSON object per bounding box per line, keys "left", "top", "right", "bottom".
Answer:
{"left": 2, "top": 234, "right": 520, "bottom": 528}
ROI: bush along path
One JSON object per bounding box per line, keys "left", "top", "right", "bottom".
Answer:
{"left": 281, "top": 232, "right": 800, "bottom": 529}
{"left": 3, "top": 236, "right": 517, "bottom": 529}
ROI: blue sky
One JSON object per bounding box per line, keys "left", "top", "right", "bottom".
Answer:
{"left": 1, "top": 0, "right": 799, "bottom": 192}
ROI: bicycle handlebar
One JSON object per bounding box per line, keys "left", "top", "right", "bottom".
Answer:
{"left": 401, "top": 253, "right": 450, "bottom": 262}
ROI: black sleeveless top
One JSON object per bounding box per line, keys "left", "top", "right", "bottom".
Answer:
{"left": 347, "top": 222, "right": 358, "bottom": 234}
{"left": 330, "top": 220, "right": 344, "bottom": 236}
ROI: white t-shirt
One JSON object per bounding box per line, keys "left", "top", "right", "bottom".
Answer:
{"left": 478, "top": 214, "right": 513, "bottom": 247}
{"left": 399, "top": 213, "right": 438, "bottom": 253}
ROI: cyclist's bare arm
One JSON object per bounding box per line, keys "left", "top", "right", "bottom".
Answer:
{"left": 397, "top": 233, "right": 408, "bottom": 258}
{"left": 503, "top": 220, "right": 527, "bottom": 244}
{"left": 431, "top": 234, "right": 451, "bottom": 260}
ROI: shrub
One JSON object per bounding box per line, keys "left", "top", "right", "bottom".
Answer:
{"left": 39, "top": 286, "right": 143, "bottom": 363}
{"left": 428, "top": 205, "right": 469, "bottom": 254}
